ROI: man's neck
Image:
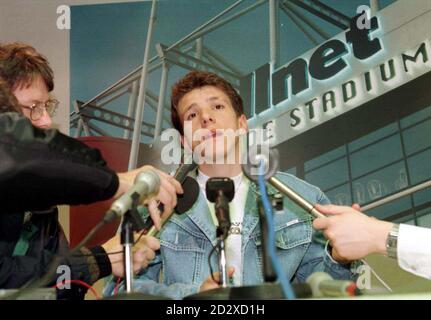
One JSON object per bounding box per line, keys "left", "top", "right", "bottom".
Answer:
{"left": 198, "top": 163, "right": 242, "bottom": 178}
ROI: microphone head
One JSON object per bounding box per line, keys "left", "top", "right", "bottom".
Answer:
{"left": 306, "top": 272, "right": 332, "bottom": 298}
{"left": 205, "top": 177, "right": 235, "bottom": 203}
{"left": 242, "top": 144, "right": 279, "bottom": 181}
{"left": 134, "top": 169, "right": 161, "bottom": 197}
{"left": 175, "top": 176, "right": 200, "bottom": 214}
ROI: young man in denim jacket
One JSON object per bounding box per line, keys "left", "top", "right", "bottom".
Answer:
{"left": 104, "top": 71, "right": 357, "bottom": 300}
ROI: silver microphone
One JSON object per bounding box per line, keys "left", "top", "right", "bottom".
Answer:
{"left": 105, "top": 169, "right": 161, "bottom": 222}
{"left": 242, "top": 143, "right": 325, "bottom": 219}
{"left": 306, "top": 272, "right": 359, "bottom": 298}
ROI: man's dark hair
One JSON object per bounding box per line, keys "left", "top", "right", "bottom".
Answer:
{"left": 171, "top": 71, "right": 244, "bottom": 135}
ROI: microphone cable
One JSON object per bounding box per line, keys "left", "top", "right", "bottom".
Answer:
{"left": 257, "top": 160, "right": 296, "bottom": 300}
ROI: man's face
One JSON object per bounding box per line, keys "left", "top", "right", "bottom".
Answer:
{"left": 12, "top": 75, "right": 53, "bottom": 129}
{"left": 177, "top": 85, "right": 247, "bottom": 163}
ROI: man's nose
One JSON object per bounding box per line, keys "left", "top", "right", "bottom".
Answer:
{"left": 201, "top": 110, "right": 214, "bottom": 126}
{"left": 33, "top": 109, "right": 53, "bottom": 129}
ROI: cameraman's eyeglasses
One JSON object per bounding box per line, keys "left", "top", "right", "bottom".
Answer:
{"left": 20, "top": 99, "right": 59, "bottom": 121}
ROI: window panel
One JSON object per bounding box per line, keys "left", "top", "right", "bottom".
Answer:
{"left": 417, "top": 209, "right": 431, "bottom": 228}
{"left": 402, "top": 118, "right": 431, "bottom": 156}
{"left": 407, "top": 148, "right": 431, "bottom": 185}
{"left": 304, "top": 146, "right": 346, "bottom": 172}
{"left": 352, "top": 161, "right": 407, "bottom": 204}
{"left": 350, "top": 135, "right": 403, "bottom": 179}
{"left": 413, "top": 187, "right": 431, "bottom": 207}
{"left": 366, "top": 196, "right": 412, "bottom": 220}
{"left": 348, "top": 123, "right": 398, "bottom": 152}
{"left": 324, "top": 184, "right": 352, "bottom": 206}
{"left": 401, "top": 105, "right": 431, "bottom": 129}
{"left": 305, "top": 158, "right": 349, "bottom": 191}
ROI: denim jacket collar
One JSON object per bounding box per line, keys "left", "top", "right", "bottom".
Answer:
{"left": 174, "top": 172, "right": 281, "bottom": 248}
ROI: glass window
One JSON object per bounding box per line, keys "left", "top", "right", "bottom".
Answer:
{"left": 413, "top": 187, "right": 431, "bottom": 207}
{"left": 348, "top": 123, "right": 398, "bottom": 152}
{"left": 392, "top": 215, "right": 416, "bottom": 225}
{"left": 366, "top": 196, "right": 412, "bottom": 221}
{"left": 417, "top": 209, "right": 431, "bottom": 228}
{"left": 401, "top": 105, "right": 431, "bottom": 129}
{"left": 305, "top": 157, "right": 349, "bottom": 191}
{"left": 407, "top": 148, "right": 431, "bottom": 185}
{"left": 324, "top": 184, "right": 352, "bottom": 206}
{"left": 402, "top": 118, "right": 431, "bottom": 156}
{"left": 304, "top": 146, "right": 346, "bottom": 172}
{"left": 350, "top": 135, "right": 403, "bottom": 179}
{"left": 352, "top": 161, "right": 407, "bottom": 204}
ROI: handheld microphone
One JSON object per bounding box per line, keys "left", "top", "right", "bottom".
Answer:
{"left": 104, "top": 169, "right": 160, "bottom": 223}
{"left": 242, "top": 143, "right": 325, "bottom": 219}
{"left": 306, "top": 272, "right": 360, "bottom": 298}
{"left": 144, "top": 159, "right": 199, "bottom": 237}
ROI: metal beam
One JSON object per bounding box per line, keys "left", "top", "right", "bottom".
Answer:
{"left": 184, "top": 0, "right": 267, "bottom": 49}
{"left": 370, "top": 0, "right": 380, "bottom": 15}
{"left": 279, "top": 1, "right": 319, "bottom": 45}
{"left": 160, "top": 44, "right": 241, "bottom": 88}
{"left": 203, "top": 47, "right": 243, "bottom": 76}
{"left": 73, "top": 100, "right": 90, "bottom": 137}
{"left": 269, "top": 0, "right": 279, "bottom": 68}
{"left": 154, "top": 62, "right": 169, "bottom": 139}
{"left": 123, "top": 81, "right": 138, "bottom": 139}
{"left": 72, "top": 101, "right": 154, "bottom": 137}
{"left": 289, "top": 0, "right": 350, "bottom": 30}
{"left": 97, "top": 87, "right": 129, "bottom": 107}
{"left": 281, "top": 0, "right": 331, "bottom": 40}
{"left": 362, "top": 180, "right": 431, "bottom": 212}
{"left": 129, "top": 0, "right": 157, "bottom": 170}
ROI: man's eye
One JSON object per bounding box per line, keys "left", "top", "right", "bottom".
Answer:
{"left": 215, "top": 104, "right": 224, "bottom": 110}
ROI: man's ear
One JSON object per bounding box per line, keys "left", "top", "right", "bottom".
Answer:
{"left": 238, "top": 114, "right": 248, "bottom": 132}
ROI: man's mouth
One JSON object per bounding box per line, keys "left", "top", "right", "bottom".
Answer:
{"left": 201, "top": 129, "right": 223, "bottom": 141}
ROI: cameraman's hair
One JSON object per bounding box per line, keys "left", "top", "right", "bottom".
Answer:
{"left": 0, "top": 42, "right": 54, "bottom": 91}
{"left": 0, "top": 77, "right": 21, "bottom": 114}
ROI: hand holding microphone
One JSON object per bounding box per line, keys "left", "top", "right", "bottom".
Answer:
{"left": 104, "top": 166, "right": 184, "bottom": 226}
{"left": 144, "top": 160, "right": 199, "bottom": 237}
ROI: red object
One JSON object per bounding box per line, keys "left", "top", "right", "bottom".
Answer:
{"left": 346, "top": 282, "right": 358, "bottom": 296}
{"left": 52, "top": 280, "right": 100, "bottom": 300}
{"left": 69, "top": 136, "right": 133, "bottom": 248}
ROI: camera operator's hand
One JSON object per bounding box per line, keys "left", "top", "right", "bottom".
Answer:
{"left": 101, "top": 233, "right": 160, "bottom": 278}
{"left": 115, "top": 165, "right": 183, "bottom": 229}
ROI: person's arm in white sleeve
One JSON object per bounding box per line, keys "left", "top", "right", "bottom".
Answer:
{"left": 312, "top": 204, "right": 431, "bottom": 280}
{"left": 398, "top": 224, "right": 431, "bottom": 279}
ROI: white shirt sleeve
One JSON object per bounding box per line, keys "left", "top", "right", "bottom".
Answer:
{"left": 398, "top": 224, "right": 431, "bottom": 279}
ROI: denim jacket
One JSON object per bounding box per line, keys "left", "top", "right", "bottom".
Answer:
{"left": 104, "top": 172, "right": 356, "bottom": 300}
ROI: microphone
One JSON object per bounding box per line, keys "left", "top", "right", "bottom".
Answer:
{"left": 144, "top": 159, "right": 199, "bottom": 237}
{"left": 306, "top": 272, "right": 360, "bottom": 298}
{"left": 104, "top": 169, "right": 160, "bottom": 223}
{"left": 242, "top": 143, "right": 325, "bottom": 219}
{"left": 206, "top": 177, "right": 235, "bottom": 238}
